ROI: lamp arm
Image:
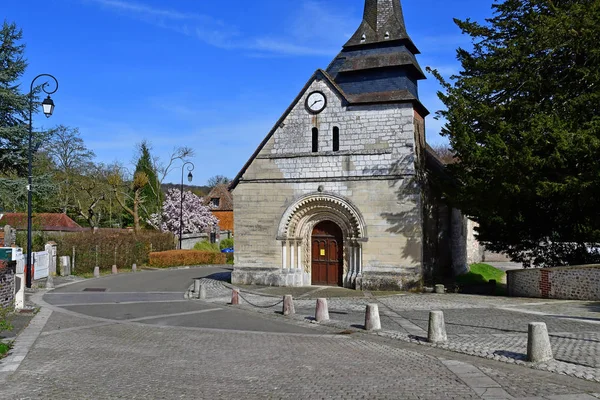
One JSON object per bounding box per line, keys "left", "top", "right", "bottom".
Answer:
{"left": 30, "top": 74, "right": 59, "bottom": 96}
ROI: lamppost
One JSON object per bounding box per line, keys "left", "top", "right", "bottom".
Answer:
{"left": 179, "top": 162, "right": 194, "bottom": 249}
{"left": 26, "top": 74, "right": 58, "bottom": 288}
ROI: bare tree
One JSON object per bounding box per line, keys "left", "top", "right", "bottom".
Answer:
{"left": 44, "top": 125, "right": 95, "bottom": 213}
{"left": 108, "top": 167, "right": 150, "bottom": 233}
{"left": 207, "top": 175, "right": 230, "bottom": 188}
{"left": 153, "top": 146, "right": 195, "bottom": 188}
{"left": 73, "top": 165, "right": 112, "bottom": 229}
{"left": 430, "top": 144, "right": 457, "bottom": 165}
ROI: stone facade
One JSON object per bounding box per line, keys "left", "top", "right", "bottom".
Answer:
{"left": 0, "top": 261, "right": 15, "bottom": 309}
{"left": 233, "top": 78, "right": 423, "bottom": 290}
{"left": 230, "top": 0, "right": 462, "bottom": 290}
{"left": 507, "top": 265, "right": 600, "bottom": 300}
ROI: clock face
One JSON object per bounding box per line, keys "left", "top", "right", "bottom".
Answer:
{"left": 306, "top": 91, "right": 327, "bottom": 114}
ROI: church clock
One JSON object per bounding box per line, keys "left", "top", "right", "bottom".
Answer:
{"left": 306, "top": 91, "right": 327, "bottom": 114}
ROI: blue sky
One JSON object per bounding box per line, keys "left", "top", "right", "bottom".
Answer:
{"left": 5, "top": 0, "right": 494, "bottom": 185}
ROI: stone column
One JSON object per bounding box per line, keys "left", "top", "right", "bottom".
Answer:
{"left": 282, "top": 241, "right": 288, "bottom": 271}
{"left": 355, "top": 245, "right": 363, "bottom": 290}
{"left": 346, "top": 239, "right": 355, "bottom": 286}
{"left": 45, "top": 242, "right": 57, "bottom": 276}
{"left": 289, "top": 240, "right": 295, "bottom": 272}
{"left": 4, "top": 225, "right": 12, "bottom": 247}
{"left": 296, "top": 240, "right": 302, "bottom": 271}
{"left": 357, "top": 245, "right": 363, "bottom": 276}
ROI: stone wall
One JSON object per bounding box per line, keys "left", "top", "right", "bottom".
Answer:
{"left": 233, "top": 78, "right": 424, "bottom": 290}
{"left": 507, "top": 265, "right": 600, "bottom": 300}
{"left": 0, "top": 261, "right": 15, "bottom": 309}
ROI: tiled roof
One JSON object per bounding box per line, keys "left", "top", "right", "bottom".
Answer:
{"left": 0, "top": 213, "right": 83, "bottom": 231}
{"left": 203, "top": 184, "right": 233, "bottom": 211}
{"left": 212, "top": 211, "right": 234, "bottom": 232}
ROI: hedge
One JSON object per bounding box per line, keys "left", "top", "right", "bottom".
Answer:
{"left": 148, "top": 250, "right": 226, "bottom": 268}
{"left": 23, "top": 230, "right": 177, "bottom": 275}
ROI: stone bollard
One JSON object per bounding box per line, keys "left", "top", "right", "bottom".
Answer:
{"left": 527, "top": 322, "right": 553, "bottom": 362}
{"left": 434, "top": 284, "right": 445, "bottom": 294}
{"left": 428, "top": 310, "right": 448, "bottom": 343}
{"left": 315, "top": 298, "right": 329, "bottom": 322}
{"left": 282, "top": 295, "right": 295, "bottom": 316}
{"left": 112, "top": 265, "right": 118, "bottom": 274}
{"left": 198, "top": 283, "right": 207, "bottom": 300}
{"left": 132, "top": 263, "right": 137, "bottom": 273}
{"left": 364, "top": 303, "right": 381, "bottom": 331}
{"left": 194, "top": 279, "right": 201, "bottom": 296}
{"left": 59, "top": 256, "right": 71, "bottom": 276}
{"left": 93, "top": 266, "right": 100, "bottom": 278}
{"left": 45, "top": 274, "right": 54, "bottom": 289}
{"left": 231, "top": 288, "right": 240, "bottom": 305}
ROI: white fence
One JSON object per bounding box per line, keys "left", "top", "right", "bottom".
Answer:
{"left": 13, "top": 249, "right": 49, "bottom": 280}
{"left": 33, "top": 251, "right": 49, "bottom": 280}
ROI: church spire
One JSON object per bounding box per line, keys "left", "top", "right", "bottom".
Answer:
{"left": 344, "top": 0, "right": 418, "bottom": 53}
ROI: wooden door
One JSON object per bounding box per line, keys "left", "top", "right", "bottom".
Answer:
{"left": 311, "top": 221, "right": 343, "bottom": 286}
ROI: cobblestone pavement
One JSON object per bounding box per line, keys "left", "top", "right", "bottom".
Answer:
{"left": 194, "top": 278, "right": 600, "bottom": 383}
{"left": 3, "top": 269, "right": 600, "bottom": 399}
{"left": 2, "top": 305, "right": 600, "bottom": 399}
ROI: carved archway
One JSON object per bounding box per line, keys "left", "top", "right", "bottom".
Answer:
{"left": 277, "top": 193, "right": 367, "bottom": 287}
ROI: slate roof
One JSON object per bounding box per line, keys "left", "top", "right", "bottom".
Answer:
{"left": 344, "top": 0, "right": 419, "bottom": 54}
{"left": 203, "top": 184, "right": 233, "bottom": 211}
{"left": 0, "top": 213, "right": 83, "bottom": 231}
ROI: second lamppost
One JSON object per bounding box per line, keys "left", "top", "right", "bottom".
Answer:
{"left": 179, "top": 162, "right": 194, "bottom": 249}
{"left": 27, "top": 74, "right": 58, "bottom": 288}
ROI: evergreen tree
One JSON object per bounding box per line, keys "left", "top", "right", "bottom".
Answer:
{"left": 431, "top": 0, "right": 600, "bottom": 267}
{"left": 134, "top": 141, "right": 161, "bottom": 222}
{"left": 0, "top": 21, "right": 31, "bottom": 175}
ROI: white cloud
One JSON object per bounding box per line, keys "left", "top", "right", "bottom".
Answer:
{"left": 84, "top": 0, "right": 350, "bottom": 57}
{"left": 88, "top": 0, "right": 218, "bottom": 22}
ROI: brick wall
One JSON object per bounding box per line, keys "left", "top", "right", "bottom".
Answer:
{"left": 507, "top": 265, "right": 600, "bottom": 300}
{"left": 0, "top": 261, "right": 15, "bottom": 309}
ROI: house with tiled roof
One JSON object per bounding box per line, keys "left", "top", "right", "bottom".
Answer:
{"left": 0, "top": 213, "right": 84, "bottom": 233}
{"left": 203, "top": 184, "right": 234, "bottom": 233}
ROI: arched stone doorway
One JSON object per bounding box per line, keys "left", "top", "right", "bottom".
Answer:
{"left": 311, "top": 221, "right": 343, "bottom": 286}
{"left": 277, "top": 193, "right": 368, "bottom": 288}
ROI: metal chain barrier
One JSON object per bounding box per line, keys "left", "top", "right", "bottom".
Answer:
{"left": 236, "top": 290, "right": 284, "bottom": 309}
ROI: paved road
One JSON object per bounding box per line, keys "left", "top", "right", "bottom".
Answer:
{"left": 1, "top": 267, "right": 600, "bottom": 399}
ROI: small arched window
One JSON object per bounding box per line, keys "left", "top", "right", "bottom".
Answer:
{"left": 333, "top": 126, "right": 340, "bottom": 152}
{"left": 312, "top": 127, "right": 319, "bottom": 152}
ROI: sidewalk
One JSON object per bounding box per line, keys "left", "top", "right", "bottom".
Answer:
{"left": 190, "top": 277, "right": 600, "bottom": 383}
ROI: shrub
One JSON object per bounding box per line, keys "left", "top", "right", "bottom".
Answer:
{"left": 48, "top": 230, "right": 175, "bottom": 275}
{"left": 193, "top": 241, "right": 220, "bottom": 252}
{"left": 219, "top": 237, "right": 234, "bottom": 250}
{"left": 149, "top": 250, "right": 226, "bottom": 268}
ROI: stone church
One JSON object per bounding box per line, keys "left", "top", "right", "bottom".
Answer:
{"left": 230, "top": 0, "right": 467, "bottom": 290}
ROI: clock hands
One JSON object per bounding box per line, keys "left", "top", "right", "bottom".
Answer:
{"left": 310, "top": 99, "right": 323, "bottom": 108}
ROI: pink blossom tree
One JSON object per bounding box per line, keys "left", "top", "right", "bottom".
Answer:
{"left": 149, "top": 188, "right": 218, "bottom": 235}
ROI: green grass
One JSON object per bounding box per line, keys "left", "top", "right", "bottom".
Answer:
{"left": 0, "top": 341, "right": 11, "bottom": 357}
{"left": 456, "top": 263, "right": 506, "bottom": 285}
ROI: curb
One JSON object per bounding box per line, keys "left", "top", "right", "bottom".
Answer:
{"left": 0, "top": 291, "right": 52, "bottom": 382}
{"left": 188, "top": 280, "right": 600, "bottom": 384}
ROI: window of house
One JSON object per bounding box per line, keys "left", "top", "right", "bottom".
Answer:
{"left": 210, "top": 198, "right": 220, "bottom": 208}
{"left": 333, "top": 126, "right": 340, "bottom": 152}
{"left": 312, "top": 128, "right": 319, "bottom": 152}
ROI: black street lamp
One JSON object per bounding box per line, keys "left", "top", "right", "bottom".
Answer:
{"left": 179, "top": 162, "right": 194, "bottom": 249}
{"left": 26, "top": 74, "right": 58, "bottom": 288}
